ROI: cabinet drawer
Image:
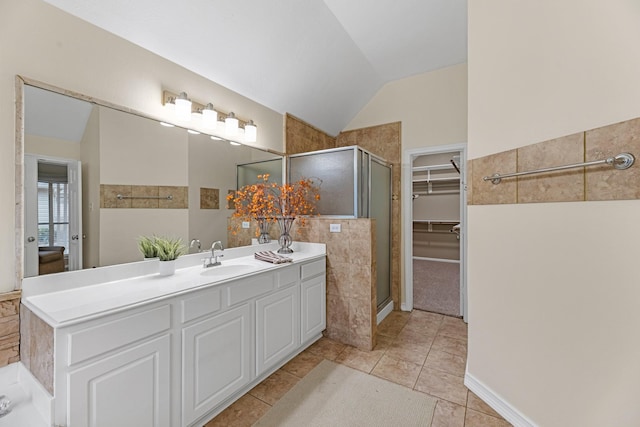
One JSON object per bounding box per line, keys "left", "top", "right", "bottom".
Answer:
{"left": 181, "top": 287, "right": 222, "bottom": 323}
{"left": 277, "top": 265, "right": 299, "bottom": 289}
{"left": 68, "top": 305, "right": 171, "bottom": 365}
{"left": 227, "top": 273, "right": 275, "bottom": 306}
{"left": 301, "top": 258, "right": 326, "bottom": 280}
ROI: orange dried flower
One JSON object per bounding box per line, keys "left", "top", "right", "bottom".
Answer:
{"left": 227, "top": 174, "right": 321, "bottom": 235}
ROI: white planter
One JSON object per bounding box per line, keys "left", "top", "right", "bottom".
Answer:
{"left": 158, "top": 260, "right": 176, "bottom": 276}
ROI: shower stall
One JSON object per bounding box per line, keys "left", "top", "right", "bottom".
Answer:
{"left": 288, "top": 146, "right": 393, "bottom": 311}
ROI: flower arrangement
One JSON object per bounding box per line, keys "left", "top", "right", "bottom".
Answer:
{"left": 226, "top": 174, "right": 320, "bottom": 235}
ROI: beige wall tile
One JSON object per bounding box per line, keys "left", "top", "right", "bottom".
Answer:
{"left": 466, "top": 160, "right": 474, "bottom": 205}
{"left": 101, "top": 184, "right": 132, "bottom": 208}
{"left": 200, "top": 187, "right": 220, "bottom": 209}
{"left": 159, "top": 186, "right": 188, "bottom": 208}
{"left": 586, "top": 117, "right": 640, "bottom": 201}
{"left": 131, "top": 185, "right": 159, "bottom": 209}
{"left": 517, "top": 133, "right": 584, "bottom": 203}
{"left": 470, "top": 150, "right": 517, "bottom": 205}
{"left": 285, "top": 114, "right": 336, "bottom": 154}
{"left": 349, "top": 298, "right": 374, "bottom": 351}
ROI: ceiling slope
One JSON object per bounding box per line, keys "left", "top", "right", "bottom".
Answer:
{"left": 42, "top": 0, "right": 467, "bottom": 135}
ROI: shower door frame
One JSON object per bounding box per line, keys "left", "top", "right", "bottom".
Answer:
{"left": 402, "top": 143, "right": 468, "bottom": 322}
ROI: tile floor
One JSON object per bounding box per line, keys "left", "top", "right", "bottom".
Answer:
{"left": 204, "top": 310, "right": 512, "bottom": 427}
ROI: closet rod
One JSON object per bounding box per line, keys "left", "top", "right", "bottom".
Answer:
{"left": 483, "top": 152, "right": 635, "bottom": 184}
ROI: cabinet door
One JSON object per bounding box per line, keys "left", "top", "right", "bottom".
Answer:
{"left": 301, "top": 274, "right": 326, "bottom": 344}
{"left": 68, "top": 335, "right": 171, "bottom": 427}
{"left": 256, "top": 285, "right": 299, "bottom": 376}
{"left": 182, "top": 303, "right": 252, "bottom": 426}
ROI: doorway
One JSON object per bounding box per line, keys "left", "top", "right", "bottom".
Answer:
{"left": 24, "top": 154, "right": 83, "bottom": 277}
{"left": 403, "top": 144, "right": 467, "bottom": 321}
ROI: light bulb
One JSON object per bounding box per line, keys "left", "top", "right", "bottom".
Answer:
{"left": 225, "top": 112, "right": 239, "bottom": 136}
{"left": 244, "top": 120, "right": 257, "bottom": 142}
{"left": 202, "top": 103, "right": 217, "bottom": 129}
{"left": 175, "top": 92, "right": 192, "bottom": 121}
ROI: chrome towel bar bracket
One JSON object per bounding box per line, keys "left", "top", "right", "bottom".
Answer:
{"left": 483, "top": 152, "right": 635, "bottom": 184}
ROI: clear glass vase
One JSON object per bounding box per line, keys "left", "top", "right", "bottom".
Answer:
{"left": 277, "top": 216, "right": 295, "bottom": 253}
{"left": 256, "top": 217, "right": 271, "bottom": 244}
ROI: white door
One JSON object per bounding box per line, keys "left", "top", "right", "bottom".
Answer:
{"left": 68, "top": 335, "right": 171, "bottom": 427}
{"left": 256, "top": 285, "right": 299, "bottom": 376}
{"left": 67, "top": 160, "right": 83, "bottom": 271}
{"left": 24, "top": 155, "right": 39, "bottom": 277}
{"left": 24, "top": 155, "right": 83, "bottom": 276}
{"left": 182, "top": 303, "right": 252, "bottom": 426}
{"left": 300, "top": 274, "right": 326, "bottom": 344}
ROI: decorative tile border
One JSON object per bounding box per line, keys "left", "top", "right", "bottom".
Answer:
{"left": 469, "top": 117, "right": 640, "bottom": 205}
{"left": 100, "top": 184, "right": 188, "bottom": 209}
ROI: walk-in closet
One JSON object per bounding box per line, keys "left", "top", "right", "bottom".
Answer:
{"left": 411, "top": 151, "right": 462, "bottom": 317}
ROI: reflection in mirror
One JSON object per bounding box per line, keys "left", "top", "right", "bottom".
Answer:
{"left": 23, "top": 84, "right": 282, "bottom": 278}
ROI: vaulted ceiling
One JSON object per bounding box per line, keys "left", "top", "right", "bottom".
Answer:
{"left": 42, "top": 0, "right": 467, "bottom": 135}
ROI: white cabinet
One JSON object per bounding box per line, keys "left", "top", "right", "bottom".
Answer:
{"left": 44, "top": 255, "right": 326, "bottom": 427}
{"left": 67, "top": 334, "right": 171, "bottom": 427}
{"left": 301, "top": 274, "right": 326, "bottom": 344}
{"left": 256, "top": 285, "right": 300, "bottom": 376}
{"left": 182, "top": 303, "right": 252, "bottom": 426}
{"left": 300, "top": 259, "right": 326, "bottom": 344}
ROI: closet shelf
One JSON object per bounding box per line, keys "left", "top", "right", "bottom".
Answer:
{"left": 412, "top": 163, "right": 456, "bottom": 172}
{"left": 412, "top": 177, "right": 459, "bottom": 183}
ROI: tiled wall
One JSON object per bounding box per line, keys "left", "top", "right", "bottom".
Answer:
{"left": 469, "top": 117, "right": 640, "bottom": 205}
{"left": 100, "top": 184, "right": 189, "bottom": 208}
{"left": 295, "top": 218, "right": 377, "bottom": 350}
{"left": 336, "top": 123, "right": 402, "bottom": 310}
{"left": 285, "top": 114, "right": 337, "bottom": 154}
{"left": 20, "top": 304, "right": 54, "bottom": 394}
{"left": 282, "top": 116, "right": 402, "bottom": 350}
{"left": 0, "top": 291, "right": 21, "bottom": 368}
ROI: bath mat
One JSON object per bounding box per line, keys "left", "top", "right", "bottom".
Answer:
{"left": 253, "top": 360, "right": 436, "bottom": 427}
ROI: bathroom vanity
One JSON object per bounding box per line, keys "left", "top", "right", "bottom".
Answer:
{"left": 21, "top": 242, "right": 326, "bottom": 427}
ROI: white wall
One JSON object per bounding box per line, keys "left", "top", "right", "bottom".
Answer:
{"left": 468, "top": 1, "right": 640, "bottom": 425}
{"left": 0, "top": 0, "right": 283, "bottom": 292}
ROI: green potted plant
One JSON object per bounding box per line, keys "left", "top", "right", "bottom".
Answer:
{"left": 153, "top": 236, "right": 185, "bottom": 276}
{"left": 138, "top": 235, "right": 159, "bottom": 259}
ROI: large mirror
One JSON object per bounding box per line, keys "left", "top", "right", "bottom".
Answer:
{"left": 21, "top": 82, "right": 282, "bottom": 278}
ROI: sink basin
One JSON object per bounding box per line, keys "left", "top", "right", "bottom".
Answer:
{"left": 200, "top": 264, "right": 256, "bottom": 277}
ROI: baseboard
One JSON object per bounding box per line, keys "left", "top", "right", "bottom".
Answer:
{"left": 376, "top": 300, "right": 394, "bottom": 324}
{"left": 464, "top": 371, "right": 537, "bottom": 427}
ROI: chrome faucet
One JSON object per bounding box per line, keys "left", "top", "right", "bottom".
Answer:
{"left": 189, "top": 238, "right": 202, "bottom": 253}
{"left": 203, "top": 241, "right": 224, "bottom": 268}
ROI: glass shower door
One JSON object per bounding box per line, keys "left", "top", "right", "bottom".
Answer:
{"left": 371, "top": 159, "right": 391, "bottom": 309}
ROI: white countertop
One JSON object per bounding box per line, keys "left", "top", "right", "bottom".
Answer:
{"left": 22, "top": 242, "right": 326, "bottom": 328}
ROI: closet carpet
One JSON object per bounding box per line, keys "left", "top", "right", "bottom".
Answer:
{"left": 413, "top": 259, "right": 460, "bottom": 317}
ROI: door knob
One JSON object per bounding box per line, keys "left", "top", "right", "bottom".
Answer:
{"left": 27, "top": 236, "right": 35, "bottom": 242}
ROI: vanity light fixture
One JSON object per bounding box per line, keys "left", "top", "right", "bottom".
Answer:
{"left": 229, "top": 141, "right": 242, "bottom": 146}
{"left": 160, "top": 122, "right": 175, "bottom": 127}
{"left": 225, "top": 112, "right": 239, "bottom": 136}
{"left": 187, "top": 129, "right": 200, "bottom": 135}
{"left": 175, "top": 92, "right": 192, "bottom": 121}
{"left": 210, "top": 135, "right": 223, "bottom": 141}
{"left": 202, "top": 103, "right": 218, "bottom": 129}
{"left": 244, "top": 120, "right": 257, "bottom": 142}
